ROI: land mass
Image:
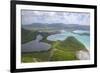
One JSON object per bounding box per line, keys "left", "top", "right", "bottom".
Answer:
{"left": 22, "top": 23, "right": 90, "bottom": 31}
{"left": 21, "top": 28, "right": 88, "bottom": 62}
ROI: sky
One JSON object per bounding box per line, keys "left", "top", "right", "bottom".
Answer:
{"left": 21, "top": 10, "right": 90, "bottom": 25}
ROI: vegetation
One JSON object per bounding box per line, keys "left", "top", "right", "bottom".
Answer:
{"left": 50, "top": 36, "right": 86, "bottom": 61}
{"left": 50, "top": 49, "right": 77, "bottom": 61}
{"left": 21, "top": 51, "right": 51, "bottom": 62}
{"left": 78, "top": 33, "right": 90, "bottom": 36}
{"left": 21, "top": 28, "right": 87, "bottom": 63}
{"left": 21, "top": 28, "right": 52, "bottom": 44}
{"left": 54, "top": 36, "right": 86, "bottom": 51}
{"left": 21, "top": 28, "right": 38, "bottom": 44}
{"left": 21, "top": 37, "right": 86, "bottom": 62}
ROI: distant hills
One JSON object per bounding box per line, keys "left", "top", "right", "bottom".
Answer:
{"left": 22, "top": 23, "right": 90, "bottom": 31}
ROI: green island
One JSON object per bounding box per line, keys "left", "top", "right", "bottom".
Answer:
{"left": 78, "top": 33, "right": 90, "bottom": 36}
{"left": 21, "top": 28, "right": 87, "bottom": 63}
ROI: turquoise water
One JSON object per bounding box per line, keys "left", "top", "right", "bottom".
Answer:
{"left": 47, "top": 30, "right": 90, "bottom": 49}
{"left": 73, "top": 30, "right": 89, "bottom": 34}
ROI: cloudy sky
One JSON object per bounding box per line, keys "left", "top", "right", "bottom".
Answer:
{"left": 21, "top": 10, "right": 90, "bottom": 25}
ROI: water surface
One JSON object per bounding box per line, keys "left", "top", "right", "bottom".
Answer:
{"left": 47, "top": 30, "right": 90, "bottom": 49}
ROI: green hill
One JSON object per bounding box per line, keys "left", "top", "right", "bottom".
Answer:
{"left": 21, "top": 28, "right": 51, "bottom": 44}
{"left": 21, "top": 28, "right": 38, "bottom": 44}
{"left": 50, "top": 36, "right": 86, "bottom": 61}
{"left": 55, "top": 36, "right": 86, "bottom": 51}
{"left": 21, "top": 29, "right": 87, "bottom": 62}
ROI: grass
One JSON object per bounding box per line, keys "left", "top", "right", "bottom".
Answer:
{"left": 21, "top": 50, "right": 51, "bottom": 63}
{"left": 54, "top": 36, "right": 86, "bottom": 51}
{"left": 50, "top": 36, "right": 86, "bottom": 61}
{"left": 78, "top": 33, "right": 90, "bottom": 36}
{"left": 21, "top": 28, "right": 38, "bottom": 44}
{"left": 21, "top": 28, "right": 52, "bottom": 44}
{"left": 21, "top": 28, "right": 87, "bottom": 63}
{"left": 50, "top": 49, "right": 77, "bottom": 61}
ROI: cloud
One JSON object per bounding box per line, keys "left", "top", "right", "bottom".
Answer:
{"left": 22, "top": 10, "right": 90, "bottom": 25}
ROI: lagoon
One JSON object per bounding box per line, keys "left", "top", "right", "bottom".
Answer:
{"left": 47, "top": 30, "right": 90, "bottom": 49}
{"left": 22, "top": 30, "right": 90, "bottom": 52}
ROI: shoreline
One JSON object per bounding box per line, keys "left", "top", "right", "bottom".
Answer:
{"left": 76, "top": 49, "right": 90, "bottom": 60}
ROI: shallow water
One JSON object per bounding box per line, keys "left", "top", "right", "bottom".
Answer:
{"left": 73, "top": 30, "right": 89, "bottom": 34}
{"left": 22, "top": 30, "right": 90, "bottom": 52}
{"left": 47, "top": 30, "right": 90, "bottom": 49}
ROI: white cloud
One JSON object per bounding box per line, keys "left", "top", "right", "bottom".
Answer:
{"left": 22, "top": 10, "right": 90, "bottom": 25}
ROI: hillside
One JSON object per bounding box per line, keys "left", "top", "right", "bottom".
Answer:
{"left": 50, "top": 36, "right": 87, "bottom": 61}
{"left": 21, "top": 28, "right": 38, "bottom": 44}
{"left": 22, "top": 35, "right": 87, "bottom": 62}
{"left": 22, "top": 23, "right": 90, "bottom": 31}
{"left": 21, "top": 28, "right": 51, "bottom": 44}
